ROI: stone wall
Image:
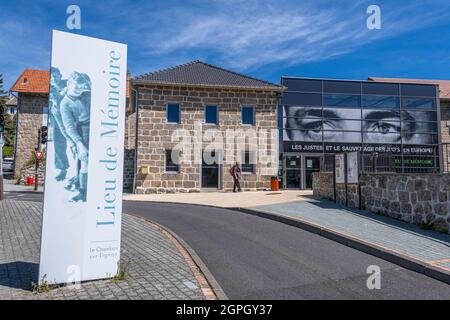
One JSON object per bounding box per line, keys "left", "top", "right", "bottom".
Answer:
{"left": 123, "top": 148, "right": 135, "bottom": 192}
{"left": 312, "top": 171, "right": 450, "bottom": 234}
{"left": 440, "top": 101, "right": 450, "bottom": 172}
{"left": 125, "top": 112, "right": 136, "bottom": 150}
{"left": 360, "top": 174, "right": 450, "bottom": 233}
{"left": 335, "top": 184, "right": 359, "bottom": 208}
{"left": 123, "top": 111, "right": 136, "bottom": 192}
{"left": 312, "top": 172, "right": 334, "bottom": 201}
{"left": 19, "top": 163, "right": 45, "bottom": 185}
{"left": 14, "top": 93, "right": 48, "bottom": 178}
{"left": 134, "top": 84, "right": 279, "bottom": 193}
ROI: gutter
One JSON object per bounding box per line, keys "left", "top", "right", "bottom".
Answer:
{"left": 132, "top": 79, "right": 286, "bottom": 92}
{"left": 131, "top": 84, "right": 139, "bottom": 193}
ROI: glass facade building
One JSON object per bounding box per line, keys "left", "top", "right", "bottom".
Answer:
{"left": 278, "top": 77, "right": 441, "bottom": 189}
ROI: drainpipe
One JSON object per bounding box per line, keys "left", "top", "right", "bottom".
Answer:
{"left": 13, "top": 92, "right": 20, "bottom": 177}
{"left": 131, "top": 85, "right": 139, "bottom": 193}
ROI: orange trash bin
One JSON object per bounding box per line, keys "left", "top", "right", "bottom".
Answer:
{"left": 271, "top": 177, "right": 279, "bottom": 191}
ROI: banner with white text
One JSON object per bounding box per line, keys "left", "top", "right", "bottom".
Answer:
{"left": 39, "top": 30, "right": 127, "bottom": 284}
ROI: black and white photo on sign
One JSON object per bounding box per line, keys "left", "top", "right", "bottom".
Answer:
{"left": 283, "top": 106, "right": 438, "bottom": 145}
{"left": 283, "top": 106, "right": 362, "bottom": 143}
{"left": 48, "top": 67, "right": 91, "bottom": 203}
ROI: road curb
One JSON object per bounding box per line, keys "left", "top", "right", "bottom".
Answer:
{"left": 230, "top": 207, "right": 450, "bottom": 286}
{"left": 125, "top": 212, "right": 228, "bottom": 300}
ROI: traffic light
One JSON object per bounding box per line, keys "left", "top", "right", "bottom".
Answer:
{"left": 0, "top": 105, "right": 4, "bottom": 133}
{"left": 40, "top": 126, "right": 48, "bottom": 144}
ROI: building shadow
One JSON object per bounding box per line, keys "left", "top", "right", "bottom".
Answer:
{"left": 0, "top": 261, "right": 39, "bottom": 291}
{"left": 306, "top": 197, "right": 450, "bottom": 245}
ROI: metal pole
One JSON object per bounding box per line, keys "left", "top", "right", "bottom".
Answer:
{"left": 132, "top": 86, "right": 139, "bottom": 193}
{"left": 332, "top": 155, "right": 336, "bottom": 202}
{"left": 35, "top": 128, "right": 41, "bottom": 191}
{"left": 344, "top": 153, "right": 348, "bottom": 207}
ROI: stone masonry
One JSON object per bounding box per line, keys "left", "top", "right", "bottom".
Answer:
{"left": 360, "top": 174, "right": 450, "bottom": 233}
{"left": 440, "top": 101, "right": 450, "bottom": 172}
{"left": 312, "top": 172, "right": 334, "bottom": 201}
{"left": 132, "top": 84, "right": 279, "bottom": 193}
{"left": 19, "top": 164, "right": 45, "bottom": 185}
{"left": 313, "top": 172, "right": 450, "bottom": 234}
{"left": 14, "top": 93, "right": 48, "bottom": 178}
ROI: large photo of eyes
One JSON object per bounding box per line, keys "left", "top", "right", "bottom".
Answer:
{"left": 283, "top": 106, "right": 361, "bottom": 143}
{"left": 362, "top": 109, "right": 437, "bottom": 144}
{"left": 283, "top": 106, "right": 438, "bottom": 145}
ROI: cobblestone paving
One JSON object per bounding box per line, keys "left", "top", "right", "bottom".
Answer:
{"left": 0, "top": 199, "right": 206, "bottom": 300}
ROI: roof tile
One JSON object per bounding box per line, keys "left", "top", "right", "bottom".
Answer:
{"left": 134, "top": 60, "right": 283, "bottom": 90}
{"left": 10, "top": 69, "right": 50, "bottom": 94}
{"left": 11, "top": 68, "right": 131, "bottom": 98}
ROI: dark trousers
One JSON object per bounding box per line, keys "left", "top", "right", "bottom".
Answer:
{"left": 233, "top": 178, "right": 241, "bottom": 192}
{"left": 77, "top": 123, "right": 90, "bottom": 191}
{"left": 53, "top": 123, "right": 69, "bottom": 171}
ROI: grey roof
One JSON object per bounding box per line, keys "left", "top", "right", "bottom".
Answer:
{"left": 5, "top": 93, "right": 17, "bottom": 106}
{"left": 134, "top": 61, "right": 283, "bottom": 91}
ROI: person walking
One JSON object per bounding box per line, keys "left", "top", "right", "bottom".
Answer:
{"left": 230, "top": 162, "right": 242, "bottom": 193}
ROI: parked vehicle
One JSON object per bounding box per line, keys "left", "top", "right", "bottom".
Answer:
{"left": 2, "top": 157, "right": 14, "bottom": 174}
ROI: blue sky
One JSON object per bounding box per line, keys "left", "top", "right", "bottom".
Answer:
{"left": 1, "top": 0, "right": 449, "bottom": 90}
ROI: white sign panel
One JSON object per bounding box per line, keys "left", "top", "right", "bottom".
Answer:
{"left": 335, "top": 153, "right": 345, "bottom": 184}
{"left": 347, "top": 152, "right": 359, "bottom": 184}
{"left": 39, "top": 30, "right": 127, "bottom": 284}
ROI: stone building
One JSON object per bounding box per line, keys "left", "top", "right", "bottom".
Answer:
{"left": 130, "top": 61, "right": 283, "bottom": 193}
{"left": 10, "top": 69, "right": 50, "bottom": 178}
{"left": 5, "top": 92, "right": 18, "bottom": 116}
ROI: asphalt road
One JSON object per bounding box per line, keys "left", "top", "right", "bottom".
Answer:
{"left": 3, "top": 191, "right": 450, "bottom": 299}
{"left": 124, "top": 201, "right": 450, "bottom": 300}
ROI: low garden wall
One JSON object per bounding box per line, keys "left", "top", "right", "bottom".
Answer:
{"left": 312, "top": 172, "right": 450, "bottom": 234}
{"left": 19, "top": 164, "right": 45, "bottom": 185}
{"left": 312, "top": 172, "right": 334, "bottom": 201}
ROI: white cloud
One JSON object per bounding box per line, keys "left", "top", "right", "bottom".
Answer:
{"left": 1, "top": 0, "right": 449, "bottom": 87}
{"left": 136, "top": 0, "right": 450, "bottom": 71}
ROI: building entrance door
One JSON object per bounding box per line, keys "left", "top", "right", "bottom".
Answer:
{"left": 283, "top": 154, "right": 301, "bottom": 189}
{"left": 201, "top": 151, "right": 220, "bottom": 189}
{"left": 304, "top": 156, "right": 321, "bottom": 189}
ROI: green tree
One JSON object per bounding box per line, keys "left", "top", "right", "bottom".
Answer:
{"left": 0, "top": 73, "right": 5, "bottom": 108}
{"left": 0, "top": 73, "right": 5, "bottom": 133}
{"left": 4, "top": 112, "right": 16, "bottom": 147}
{"left": 0, "top": 74, "right": 16, "bottom": 155}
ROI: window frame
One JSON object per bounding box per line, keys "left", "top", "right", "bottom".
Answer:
{"left": 165, "top": 149, "right": 180, "bottom": 173}
{"left": 241, "top": 105, "right": 255, "bottom": 126}
{"left": 204, "top": 105, "right": 219, "bottom": 125}
{"left": 166, "top": 103, "right": 181, "bottom": 124}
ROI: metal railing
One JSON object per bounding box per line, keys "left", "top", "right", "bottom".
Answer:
{"left": 320, "top": 145, "right": 446, "bottom": 174}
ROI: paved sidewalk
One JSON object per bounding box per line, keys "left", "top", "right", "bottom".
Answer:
{"left": 124, "top": 190, "right": 312, "bottom": 208}
{"left": 252, "top": 197, "right": 450, "bottom": 274}
{"left": 3, "top": 178, "right": 43, "bottom": 192}
{"left": 0, "top": 199, "right": 209, "bottom": 300}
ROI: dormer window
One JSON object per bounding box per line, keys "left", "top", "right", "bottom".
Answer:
{"left": 22, "top": 77, "right": 28, "bottom": 84}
